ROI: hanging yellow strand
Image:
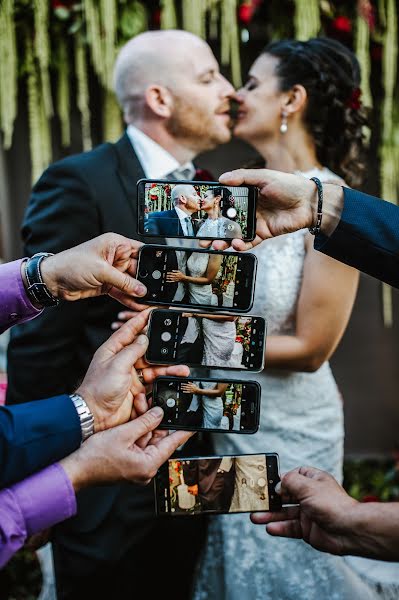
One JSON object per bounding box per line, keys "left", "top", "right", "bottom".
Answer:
{"left": 26, "top": 34, "right": 51, "bottom": 183}
{"left": 74, "top": 35, "right": 92, "bottom": 152}
{"left": 100, "top": 0, "right": 117, "bottom": 89}
{"left": 103, "top": 88, "right": 123, "bottom": 142}
{"left": 294, "top": 0, "right": 320, "bottom": 41}
{"left": 33, "top": 0, "right": 53, "bottom": 118}
{"left": 83, "top": 0, "right": 104, "bottom": 85}
{"left": 57, "top": 38, "right": 70, "bottom": 147}
{"left": 183, "top": 0, "right": 207, "bottom": 38}
{"left": 160, "top": 0, "right": 178, "bottom": 29}
{"left": 355, "top": 15, "right": 373, "bottom": 109}
{"left": 221, "top": 0, "right": 242, "bottom": 87}
{"left": 380, "top": 0, "right": 398, "bottom": 327}
{"left": 0, "top": 0, "right": 17, "bottom": 149}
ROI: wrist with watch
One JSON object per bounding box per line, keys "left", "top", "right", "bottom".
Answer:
{"left": 23, "top": 252, "right": 59, "bottom": 308}
{"left": 70, "top": 393, "right": 95, "bottom": 442}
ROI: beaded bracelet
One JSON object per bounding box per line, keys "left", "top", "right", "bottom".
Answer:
{"left": 308, "top": 176, "right": 323, "bottom": 235}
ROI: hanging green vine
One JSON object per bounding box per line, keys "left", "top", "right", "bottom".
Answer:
{"left": 0, "top": 0, "right": 17, "bottom": 149}
{"left": 57, "top": 38, "right": 70, "bottom": 147}
{"left": 294, "top": 0, "right": 321, "bottom": 41}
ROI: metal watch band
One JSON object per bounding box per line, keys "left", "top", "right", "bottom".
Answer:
{"left": 70, "top": 393, "right": 95, "bottom": 442}
{"left": 25, "top": 252, "right": 60, "bottom": 307}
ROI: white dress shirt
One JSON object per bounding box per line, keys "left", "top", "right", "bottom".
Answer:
{"left": 174, "top": 206, "right": 194, "bottom": 237}
{"left": 126, "top": 124, "right": 195, "bottom": 179}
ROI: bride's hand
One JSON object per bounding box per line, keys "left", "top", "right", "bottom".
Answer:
{"left": 166, "top": 270, "right": 185, "bottom": 282}
{"left": 181, "top": 382, "right": 199, "bottom": 394}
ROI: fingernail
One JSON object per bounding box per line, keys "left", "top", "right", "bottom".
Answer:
{"left": 219, "top": 171, "right": 231, "bottom": 180}
{"left": 151, "top": 406, "right": 163, "bottom": 417}
{"left": 111, "top": 322, "right": 119, "bottom": 330}
{"left": 135, "top": 283, "right": 147, "bottom": 296}
{"left": 118, "top": 313, "right": 125, "bottom": 319}
{"left": 275, "top": 482, "right": 282, "bottom": 494}
{"left": 136, "top": 334, "right": 148, "bottom": 345}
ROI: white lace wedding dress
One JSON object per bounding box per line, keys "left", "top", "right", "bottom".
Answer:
{"left": 193, "top": 168, "right": 380, "bottom": 600}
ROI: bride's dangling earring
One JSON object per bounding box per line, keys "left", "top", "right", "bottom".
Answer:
{"left": 280, "top": 111, "right": 288, "bottom": 134}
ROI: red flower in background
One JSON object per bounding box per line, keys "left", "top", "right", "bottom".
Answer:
{"left": 332, "top": 15, "right": 352, "bottom": 33}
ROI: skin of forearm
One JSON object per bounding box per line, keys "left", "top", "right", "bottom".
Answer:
{"left": 344, "top": 502, "right": 399, "bottom": 561}
{"left": 318, "top": 184, "right": 345, "bottom": 237}
{"left": 264, "top": 335, "right": 328, "bottom": 372}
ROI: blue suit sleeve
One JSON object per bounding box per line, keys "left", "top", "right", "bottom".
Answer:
{"left": 0, "top": 394, "right": 81, "bottom": 488}
{"left": 315, "top": 188, "right": 399, "bottom": 288}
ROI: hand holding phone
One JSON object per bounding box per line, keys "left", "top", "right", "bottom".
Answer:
{"left": 138, "top": 179, "right": 257, "bottom": 241}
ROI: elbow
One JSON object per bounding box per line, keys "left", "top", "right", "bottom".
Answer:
{"left": 300, "top": 352, "right": 327, "bottom": 373}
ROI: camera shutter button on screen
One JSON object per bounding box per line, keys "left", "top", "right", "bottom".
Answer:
{"left": 161, "top": 332, "right": 172, "bottom": 342}
{"left": 152, "top": 270, "right": 162, "bottom": 280}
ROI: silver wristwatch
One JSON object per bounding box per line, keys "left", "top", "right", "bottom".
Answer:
{"left": 70, "top": 393, "right": 95, "bottom": 442}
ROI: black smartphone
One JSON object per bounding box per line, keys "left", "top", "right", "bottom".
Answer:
{"left": 137, "top": 178, "right": 257, "bottom": 241}
{"left": 136, "top": 245, "right": 257, "bottom": 312}
{"left": 152, "top": 376, "right": 261, "bottom": 433}
{"left": 146, "top": 309, "right": 266, "bottom": 371}
{"left": 155, "top": 453, "right": 281, "bottom": 516}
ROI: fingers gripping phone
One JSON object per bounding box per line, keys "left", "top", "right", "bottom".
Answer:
{"left": 152, "top": 377, "right": 261, "bottom": 433}
{"left": 136, "top": 245, "right": 257, "bottom": 312}
{"left": 155, "top": 453, "right": 281, "bottom": 516}
{"left": 146, "top": 309, "right": 266, "bottom": 371}
{"left": 137, "top": 178, "right": 257, "bottom": 241}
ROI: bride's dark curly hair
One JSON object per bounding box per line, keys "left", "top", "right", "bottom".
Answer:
{"left": 264, "top": 37, "right": 370, "bottom": 187}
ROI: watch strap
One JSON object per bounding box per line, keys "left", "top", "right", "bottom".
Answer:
{"left": 70, "top": 393, "right": 95, "bottom": 442}
{"left": 25, "top": 253, "right": 60, "bottom": 307}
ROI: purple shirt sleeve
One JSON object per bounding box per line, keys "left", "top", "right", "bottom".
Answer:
{"left": 0, "top": 463, "right": 76, "bottom": 568}
{"left": 0, "top": 259, "right": 43, "bottom": 334}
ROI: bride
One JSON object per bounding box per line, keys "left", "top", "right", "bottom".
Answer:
{"left": 166, "top": 251, "right": 222, "bottom": 306}
{"left": 180, "top": 381, "right": 228, "bottom": 429}
{"left": 197, "top": 186, "right": 242, "bottom": 239}
{"left": 194, "top": 38, "right": 379, "bottom": 600}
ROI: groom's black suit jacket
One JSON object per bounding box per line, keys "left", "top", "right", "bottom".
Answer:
{"left": 6, "top": 133, "right": 208, "bottom": 599}
{"left": 145, "top": 207, "right": 185, "bottom": 236}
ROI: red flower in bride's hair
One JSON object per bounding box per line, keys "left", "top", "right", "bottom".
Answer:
{"left": 346, "top": 88, "right": 362, "bottom": 110}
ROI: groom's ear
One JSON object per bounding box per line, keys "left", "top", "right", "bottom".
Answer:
{"left": 145, "top": 84, "right": 173, "bottom": 118}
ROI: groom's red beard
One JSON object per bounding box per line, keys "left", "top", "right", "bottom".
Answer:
{"left": 166, "top": 94, "right": 232, "bottom": 152}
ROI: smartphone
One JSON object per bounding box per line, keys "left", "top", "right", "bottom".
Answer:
{"left": 136, "top": 245, "right": 257, "bottom": 312}
{"left": 152, "top": 376, "right": 260, "bottom": 433}
{"left": 155, "top": 453, "right": 281, "bottom": 516}
{"left": 137, "top": 178, "right": 257, "bottom": 241}
{"left": 146, "top": 309, "right": 266, "bottom": 371}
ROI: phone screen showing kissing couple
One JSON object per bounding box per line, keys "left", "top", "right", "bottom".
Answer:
{"left": 155, "top": 453, "right": 281, "bottom": 516}
{"left": 146, "top": 309, "right": 266, "bottom": 372}
{"left": 136, "top": 245, "right": 257, "bottom": 313}
{"left": 137, "top": 179, "right": 257, "bottom": 242}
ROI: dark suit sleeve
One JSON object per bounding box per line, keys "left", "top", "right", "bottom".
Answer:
{"left": 7, "top": 160, "right": 100, "bottom": 405}
{"left": 144, "top": 214, "right": 161, "bottom": 235}
{"left": 0, "top": 394, "right": 81, "bottom": 487}
{"left": 315, "top": 188, "right": 399, "bottom": 288}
